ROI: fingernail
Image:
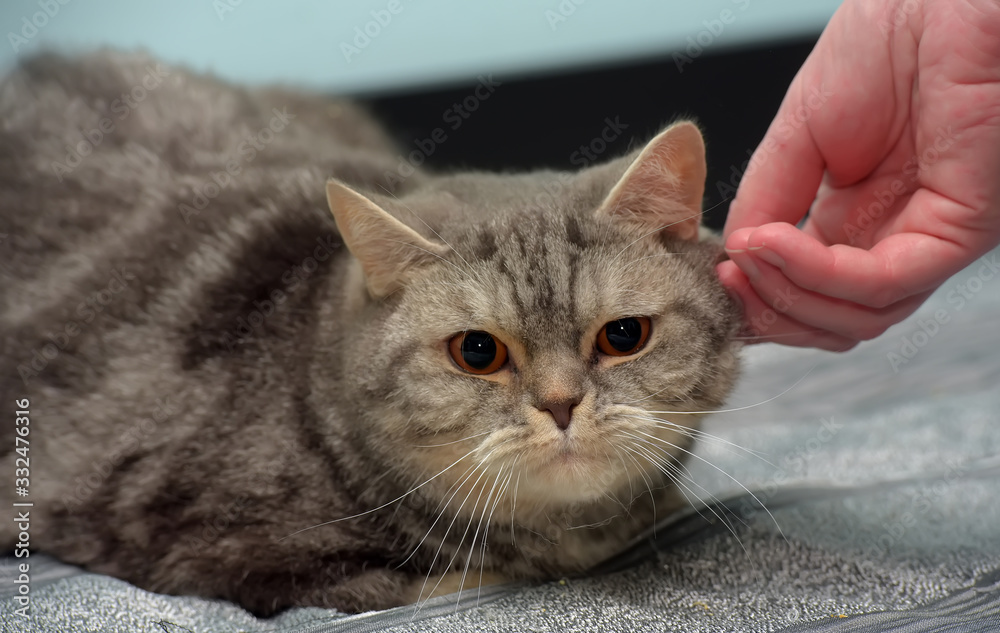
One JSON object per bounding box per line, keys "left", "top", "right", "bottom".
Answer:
{"left": 748, "top": 246, "right": 785, "bottom": 269}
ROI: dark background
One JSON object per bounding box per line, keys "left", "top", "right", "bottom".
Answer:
{"left": 364, "top": 36, "right": 818, "bottom": 230}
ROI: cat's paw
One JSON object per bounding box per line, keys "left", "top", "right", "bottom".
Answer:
{"left": 402, "top": 570, "right": 509, "bottom": 604}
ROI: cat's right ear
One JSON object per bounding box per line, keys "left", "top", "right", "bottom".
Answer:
{"left": 594, "top": 121, "right": 706, "bottom": 242}
{"left": 326, "top": 180, "right": 449, "bottom": 299}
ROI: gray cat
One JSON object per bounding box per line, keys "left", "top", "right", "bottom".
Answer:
{"left": 0, "top": 52, "right": 742, "bottom": 615}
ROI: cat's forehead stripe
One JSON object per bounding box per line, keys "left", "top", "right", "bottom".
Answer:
{"left": 451, "top": 212, "right": 726, "bottom": 356}
{"left": 456, "top": 212, "right": 609, "bottom": 349}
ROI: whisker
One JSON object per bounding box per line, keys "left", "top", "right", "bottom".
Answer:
{"left": 619, "top": 432, "right": 738, "bottom": 521}
{"left": 279, "top": 445, "right": 481, "bottom": 540}
{"left": 399, "top": 441, "right": 512, "bottom": 570}
{"left": 621, "top": 383, "right": 686, "bottom": 405}
{"left": 383, "top": 237, "right": 467, "bottom": 277}
{"left": 452, "top": 460, "right": 508, "bottom": 611}
{"left": 629, "top": 413, "right": 773, "bottom": 464}
{"left": 624, "top": 428, "right": 785, "bottom": 541}
{"left": 397, "top": 455, "right": 485, "bottom": 569}
{"left": 701, "top": 196, "right": 731, "bottom": 216}
{"left": 411, "top": 431, "right": 491, "bottom": 448}
{"left": 610, "top": 224, "right": 673, "bottom": 267}
{"left": 510, "top": 467, "right": 522, "bottom": 549}
{"left": 417, "top": 456, "right": 496, "bottom": 607}
{"left": 608, "top": 205, "right": 707, "bottom": 267}
{"left": 619, "top": 440, "right": 731, "bottom": 531}
{"left": 619, "top": 438, "right": 757, "bottom": 572}
{"left": 618, "top": 252, "right": 697, "bottom": 269}
{"left": 376, "top": 185, "right": 482, "bottom": 285}
{"left": 478, "top": 461, "right": 514, "bottom": 605}
{"left": 646, "top": 362, "right": 818, "bottom": 416}
{"left": 734, "top": 329, "right": 832, "bottom": 340}
{"left": 609, "top": 444, "right": 635, "bottom": 504}
{"left": 618, "top": 446, "right": 658, "bottom": 527}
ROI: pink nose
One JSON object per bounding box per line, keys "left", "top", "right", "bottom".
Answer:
{"left": 539, "top": 398, "right": 580, "bottom": 431}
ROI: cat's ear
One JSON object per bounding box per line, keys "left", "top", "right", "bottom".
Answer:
{"left": 326, "top": 180, "right": 449, "bottom": 298}
{"left": 595, "top": 121, "right": 706, "bottom": 242}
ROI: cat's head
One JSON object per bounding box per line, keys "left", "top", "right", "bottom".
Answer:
{"left": 323, "top": 122, "right": 742, "bottom": 520}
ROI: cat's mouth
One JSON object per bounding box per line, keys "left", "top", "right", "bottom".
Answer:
{"left": 513, "top": 434, "right": 633, "bottom": 503}
{"left": 545, "top": 442, "right": 588, "bottom": 468}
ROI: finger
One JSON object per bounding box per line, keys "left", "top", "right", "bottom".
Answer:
{"left": 725, "top": 248, "right": 933, "bottom": 341}
{"left": 740, "top": 220, "right": 974, "bottom": 308}
{"left": 722, "top": 79, "right": 826, "bottom": 239}
{"left": 716, "top": 260, "right": 858, "bottom": 351}
{"left": 723, "top": 226, "right": 754, "bottom": 258}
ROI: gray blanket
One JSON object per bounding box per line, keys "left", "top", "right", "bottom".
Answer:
{"left": 3, "top": 249, "right": 999, "bottom": 632}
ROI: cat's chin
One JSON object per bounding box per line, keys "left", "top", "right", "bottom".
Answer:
{"left": 517, "top": 450, "right": 631, "bottom": 507}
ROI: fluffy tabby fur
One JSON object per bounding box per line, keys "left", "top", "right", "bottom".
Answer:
{"left": 0, "top": 52, "right": 742, "bottom": 614}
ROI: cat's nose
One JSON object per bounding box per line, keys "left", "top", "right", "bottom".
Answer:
{"left": 538, "top": 397, "right": 581, "bottom": 431}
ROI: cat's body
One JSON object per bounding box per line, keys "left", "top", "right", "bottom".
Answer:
{"left": 0, "top": 53, "right": 742, "bottom": 614}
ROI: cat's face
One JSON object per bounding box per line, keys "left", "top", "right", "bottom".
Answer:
{"left": 328, "top": 122, "right": 742, "bottom": 521}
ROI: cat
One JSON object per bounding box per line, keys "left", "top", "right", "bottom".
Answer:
{"left": 0, "top": 52, "right": 742, "bottom": 615}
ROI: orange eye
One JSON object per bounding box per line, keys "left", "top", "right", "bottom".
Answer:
{"left": 448, "top": 331, "right": 508, "bottom": 374}
{"left": 597, "top": 317, "right": 651, "bottom": 356}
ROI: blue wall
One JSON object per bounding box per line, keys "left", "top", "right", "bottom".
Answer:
{"left": 1, "top": 0, "right": 841, "bottom": 94}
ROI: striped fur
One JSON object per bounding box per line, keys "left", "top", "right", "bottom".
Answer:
{"left": 0, "top": 53, "right": 741, "bottom": 614}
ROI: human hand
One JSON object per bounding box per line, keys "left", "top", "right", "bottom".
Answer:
{"left": 717, "top": 0, "right": 1000, "bottom": 351}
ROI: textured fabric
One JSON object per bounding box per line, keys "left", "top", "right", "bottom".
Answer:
{"left": 2, "top": 250, "right": 998, "bottom": 632}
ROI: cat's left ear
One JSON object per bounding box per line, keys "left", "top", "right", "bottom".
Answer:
{"left": 595, "top": 121, "right": 706, "bottom": 242}
{"left": 326, "top": 180, "right": 449, "bottom": 299}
